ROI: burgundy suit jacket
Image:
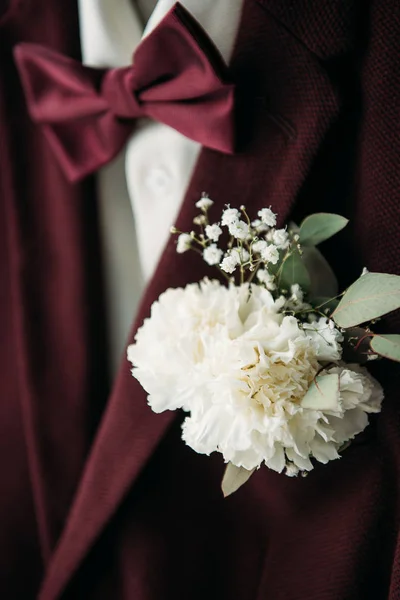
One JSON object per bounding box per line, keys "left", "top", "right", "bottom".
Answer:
{"left": 1, "top": 0, "right": 400, "bottom": 598}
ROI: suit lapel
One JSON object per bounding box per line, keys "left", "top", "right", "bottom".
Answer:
{"left": 40, "top": 1, "right": 348, "bottom": 597}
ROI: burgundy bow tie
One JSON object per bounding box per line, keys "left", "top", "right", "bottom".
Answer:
{"left": 14, "top": 3, "right": 236, "bottom": 182}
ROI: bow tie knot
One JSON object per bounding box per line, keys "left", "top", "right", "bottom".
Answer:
{"left": 14, "top": 3, "right": 236, "bottom": 182}
{"left": 102, "top": 68, "right": 142, "bottom": 119}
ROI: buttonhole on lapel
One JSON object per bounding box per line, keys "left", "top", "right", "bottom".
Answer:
{"left": 255, "top": 96, "right": 297, "bottom": 141}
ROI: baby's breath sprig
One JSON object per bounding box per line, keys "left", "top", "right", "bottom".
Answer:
{"left": 171, "top": 195, "right": 297, "bottom": 293}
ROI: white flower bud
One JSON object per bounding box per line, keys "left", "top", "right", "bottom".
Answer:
{"left": 251, "top": 219, "right": 269, "bottom": 234}
{"left": 195, "top": 196, "right": 214, "bottom": 211}
{"left": 230, "top": 247, "right": 250, "bottom": 263}
{"left": 272, "top": 228, "right": 289, "bottom": 249}
{"left": 228, "top": 220, "right": 249, "bottom": 240}
{"left": 221, "top": 207, "right": 240, "bottom": 226}
{"left": 256, "top": 269, "right": 276, "bottom": 290}
{"left": 203, "top": 244, "right": 223, "bottom": 266}
{"left": 220, "top": 254, "right": 239, "bottom": 274}
{"left": 252, "top": 240, "right": 268, "bottom": 254}
{"left": 290, "top": 284, "right": 304, "bottom": 304}
{"left": 176, "top": 233, "right": 192, "bottom": 254}
{"left": 205, "top": 223, "right": 223, "bottom": 242}
{"left": 261, "top": 244, "right": 280, "bottom": 265}
{"left": 258, "top": 207, "right": 277, "bottom": 227}
{"left": 193, "top": 215, "right": 207, "bottom": 226}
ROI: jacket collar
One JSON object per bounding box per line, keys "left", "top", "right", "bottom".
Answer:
{"left": 39, "top": 1, "right": 353, "bottom": 596}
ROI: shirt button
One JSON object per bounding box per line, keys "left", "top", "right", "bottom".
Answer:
{"left": 144, "top": 166, "right": 172, "bottom": 195}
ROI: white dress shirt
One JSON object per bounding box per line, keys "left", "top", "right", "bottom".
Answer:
{"left": 77, "top": 0, "right": 244, "bottom": 374}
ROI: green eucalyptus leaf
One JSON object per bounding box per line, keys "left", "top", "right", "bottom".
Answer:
{"left": 301, "top": 374, "right": 341, "bottom": 411}
{"left": 310, "top": 296, "right": 340, "bottom": 314}
{"left": 370, "top": 334, "right": 400, "bottom": 362}
{"left": 332, "top": 273, "right": 400, "bottom": 328}
{"left": 302, "top": 247, "right": 338, "bottom": 298}
{"left": 279, "top": 251, "right": 310, "bottom": 293}
{"left": 299, "top": 213, "right": 349, "bottom": 247}
{"left": 221, "top": 463, "right": 255, "bottom": 498}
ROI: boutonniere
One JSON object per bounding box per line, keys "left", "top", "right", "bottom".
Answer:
{"left": 127, "top": 196, "right": 400, "bottom": 496}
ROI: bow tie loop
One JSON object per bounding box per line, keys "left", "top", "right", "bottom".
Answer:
{"left": 14, "top": 2, "right": 236, "bottom": 182}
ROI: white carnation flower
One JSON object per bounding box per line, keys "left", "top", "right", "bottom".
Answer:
{"left": 205, "top": 223, "right": 222, "bottom": 242}
{"left": 303, "top": 317, "right": 344, "bottom": 362}
{"left": 221, "top": 207, "right": 240, "bottom": 226}
{"left": 312, "top": 364, "right": 384, "bottom": 449}
{"left": 176, "top": 233, "right": 192, "bottom": 254}
{"left": 128, "top": 280, "right": 383, "bottom": 477}
{"left": 195, "top": 196, "right": 213, "bottom": 210}
{"left": 128, "top": 280, "right": 246, "bottom": 414}
{"left": 285, "top": 463, "right": 300, "bottom": 477}
{"left": 258, "top": 207, "right": 277, "bottom": 227}
{"left": 203, "top": 244, "right": 223, "bottom": 266}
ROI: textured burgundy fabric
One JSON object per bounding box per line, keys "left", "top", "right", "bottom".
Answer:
{"left": 0, "top": 0, "right": 109, "bottom": 597}
{"left": 1, "top": 0, "right": 400, "bottom": 598}
{"left": 14, "top": 3, "right": 235, "bottom": 182}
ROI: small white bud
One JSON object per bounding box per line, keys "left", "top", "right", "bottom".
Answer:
{"left": 258, "top": 207, "right": 277, "bottom": 227}
{"left": 220, "top": 254, "right": 240, "bottom": 274}
{"left": 230, "top": 247, "right": 250, "bottom": 263}
{"left": 193, "top": 215, "right": 207, "bottom": 226}
{"left": 272, "top": 228, "right": 290, "bottom": 249}
{"left": 195, "top": 195, "right": 214, "bottom": 211}
{"left": 261, "top": 244, "right": 280, "bottom": 265}
{"left": 252, "top": 240, "right": 268, "bottom": 254}
{"left": 176, "top": 233, "right": 192, "bottom": 254}
{"left": 256, "top": 269, "right": 276, "bottom": 290}
{"left": 205, "top": 223, "right": 223, "bottom": 242}
{"left": 203, "top": 244, "right": 223, "bottom": 266}
{"left": 221, "top": 207, "right": 240, "bottom": 227}
{"left": 228, "top": 220, "right": 249, "bottom": 240}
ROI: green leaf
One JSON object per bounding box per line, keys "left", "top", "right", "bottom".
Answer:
{"left": 310, "top": 296, "right": 340, "bottom": 314}
{"left": 332, "top": 273, "right": 400, "bottom": 328}
{"left": 299, "top": 213, "right": 349, "bottom": 247}
{"left": 221, "top": 463, "right": 255, "bottom": 498}
{"left": 302, "top": 247, "right": 338, "bottom": 298}
{"left": 370, "top": 334, "right": 400, "bottom": 362}
{"left": 301, "top": 374, "right": 341, "bottom": 411}
{"left": 279, "top": 251, "right": 311, "bottom": 293}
